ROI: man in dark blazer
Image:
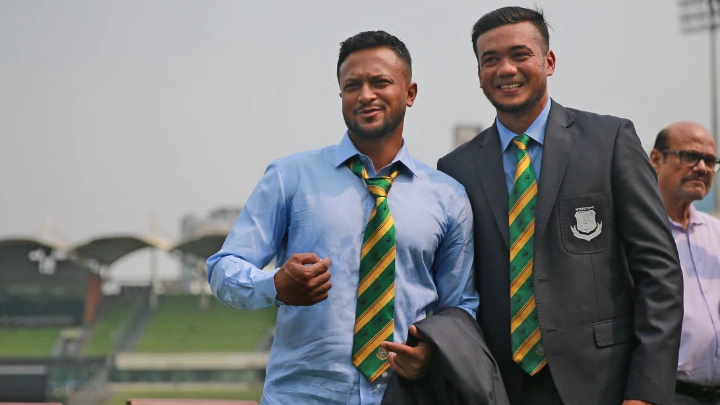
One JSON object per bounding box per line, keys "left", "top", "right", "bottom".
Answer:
{"left": 437, "top": 7, "right": 683, "bottom": 405}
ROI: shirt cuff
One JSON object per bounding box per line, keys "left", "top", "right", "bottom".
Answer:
{"left": 460, "top": 306, "right": 477, "bottom": 319}
{"left": 254, "top": 267, "right": 284, "bottom": 306}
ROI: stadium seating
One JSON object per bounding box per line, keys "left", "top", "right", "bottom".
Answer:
{"left": 0, "top": 403, "right": 62, "bottom": 405}
{"left": 127, "top": 400, "right": 256, "bottom": 405}
{"left": 0, "top": 328, "right": 62, "bottom": 357}
{"left": 83, "top": 294, "right": 143, "bottom": 356}
{"left": 133, "top": 295, "right": 276, "bottom": 353}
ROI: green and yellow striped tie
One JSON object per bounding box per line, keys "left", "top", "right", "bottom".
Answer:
{"left": 349, "top": 156, "right": 400, "bottom": 382}
{"left": 509, "top": 134, "right": 546, "bottom": 375}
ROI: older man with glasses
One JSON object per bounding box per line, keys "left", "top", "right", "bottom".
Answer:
{"left": 651, "top": 121, "right": 720, "bottom": 405}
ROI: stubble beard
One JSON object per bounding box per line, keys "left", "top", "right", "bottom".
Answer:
{"left": 344, "top": 108, "right": 406, "bottom": 141}
{"left": 484, "top": 83, "right": 547, "bottom": 116}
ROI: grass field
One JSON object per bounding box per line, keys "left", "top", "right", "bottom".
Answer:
{"left": 133, "top": 295, "right": 277, "bottom": 353}
{"left": 0, "top": 328, "right": 62, "bottom": 357}
{"left": 107, "top": 387, "right": 263, "bottom": 405}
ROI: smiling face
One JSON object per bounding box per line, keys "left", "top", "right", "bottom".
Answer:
{"left": 338, "top": 46, "right": 417, "bottom": 142}
{"left": 475, "top": 21, "right": 555, "bottom": 121}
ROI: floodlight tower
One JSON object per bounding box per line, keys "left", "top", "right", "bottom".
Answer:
{"left": 678, "top": 0, "right": 720, "bottom": 212}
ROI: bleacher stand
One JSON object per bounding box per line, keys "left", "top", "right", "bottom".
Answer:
{"left": 127, "top": 400, "right": 256, "bottom": 405}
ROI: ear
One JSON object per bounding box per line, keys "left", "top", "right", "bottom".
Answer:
{"left": 545, "top": 50, "right": 556, "bottom": 77}
{"left": 406, "top": 82, "right": 418, "bottom": 107}
{"left": 649, "top": 149, "right": 663, "bottom": 174}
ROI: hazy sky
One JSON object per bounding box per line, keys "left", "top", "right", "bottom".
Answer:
{"left": 0, "top": 0, "right": 715, "bottom": 280}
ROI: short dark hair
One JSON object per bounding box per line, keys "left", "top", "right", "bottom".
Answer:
{"left": 337, "top": 30, "right": 412, "bottom": 79}
{"left": 471, "top": 6, "right": 550, "bottom": 59}
{"left": 654, "top": 128, "right": 670, "bottom": 151}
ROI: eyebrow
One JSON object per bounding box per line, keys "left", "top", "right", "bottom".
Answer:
{"left": 683, "top": 150, "right": 717, "bottom": 158}
{"left": 480, "top": 45, "right": 533, "bottom": 60}
{"left": 341, "top": 77, "right": 363, "bottom": 87}
{"left": 342, "top": 74, "right": 391, "bottom": 84}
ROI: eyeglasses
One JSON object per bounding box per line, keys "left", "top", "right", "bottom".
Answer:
{"left": 660, "top": 149, "right": 720, "bottom": 172}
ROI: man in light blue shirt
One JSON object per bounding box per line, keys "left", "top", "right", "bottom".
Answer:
{"left": 207, "top": 30, "right": 478, "bottom": 405}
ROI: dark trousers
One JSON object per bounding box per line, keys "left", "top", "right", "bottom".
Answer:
{"left": 519, "top": 368, "right": 564, "bottom": 405}
{"left": 675, "top": 392, "right": 720, "bottom": 405}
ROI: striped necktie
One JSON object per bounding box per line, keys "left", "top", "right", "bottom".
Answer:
{"left": 348, "top": 156, "right": 401, "bottom": 382}
{"left": 509, "top": 134, "right": 546, "bottom": 375}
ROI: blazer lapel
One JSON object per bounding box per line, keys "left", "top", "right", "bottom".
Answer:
{"left": 535, "top": 101, "right": 576, "bottom": 239}
{"left": 472, "top": 124, "right": 510, "bottom": 247}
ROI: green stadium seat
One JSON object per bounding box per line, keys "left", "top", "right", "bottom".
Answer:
{"left": 126, "top": 400, "right": 256, "bottom": 405}
{"left": 0, "top": 403, "right": 63, "bottom": 405}
{"left": 133, "top": 296, "right": 277, "bottom": 353}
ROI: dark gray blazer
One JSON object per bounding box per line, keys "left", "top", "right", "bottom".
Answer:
{"left": 437, "top": 101, "right": 683, "bottom": 405}
{"left": 381, "top": 307, "right": 510, "bottom": 405}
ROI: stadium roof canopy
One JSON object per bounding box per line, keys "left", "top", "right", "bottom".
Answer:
{"left": 171, "top": 230, "right": 227, "bottom": 259}
{"left": 0, "top": 237, "right": 89, "bottom": 274}
{"left": 0, "top": 238, "right": 66, "bottom": 254}
{"left": 0, "top": 232, "right": 227, "bottom": 275}
{"left": 71, "top": 235, "right": 173, "bottom": 266}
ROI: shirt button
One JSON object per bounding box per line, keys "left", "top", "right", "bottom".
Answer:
{"left": 382, "top": 372, "right": 388, "bottom": 378}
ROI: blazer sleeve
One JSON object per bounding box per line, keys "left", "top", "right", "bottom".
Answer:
{"left": 611, "top": 119, "right": 683, "bottom": 403}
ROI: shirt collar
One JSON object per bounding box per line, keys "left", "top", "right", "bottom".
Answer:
{"left": 668, "top": 205, "right": 706, "bottom": 230}
{"left": 688, "top": 205, "right": 706, "bottom": 226}
{"left": 334, "top": 131, "right": 417, "bottom": 176}
{"left": 497, "top": 98, "right": 552, "bottom": 153}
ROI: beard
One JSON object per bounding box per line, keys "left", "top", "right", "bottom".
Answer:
{"left": 483, "top": 83, "right": 547, "bottom": 115}
{"left": 344, "top": 106, "right": 405, "bottom": 140}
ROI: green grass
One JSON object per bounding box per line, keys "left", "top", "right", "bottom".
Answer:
{"left": 107, "top": 388, "right": 263, "bottom": 405}
{"left": 0, "top": 328, "right": 61, "bottom": 357}
{"left": 84, "top": 296, "right": 138, "bottom": 356}
{"left": 133, "top": 296, "right": 277, "bottom": 353}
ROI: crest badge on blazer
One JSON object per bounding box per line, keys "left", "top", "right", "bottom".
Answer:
{"left": 571, "top": 206, "right": 603, "bottom": 241}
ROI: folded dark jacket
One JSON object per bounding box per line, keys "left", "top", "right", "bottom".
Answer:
{"left": 381, "top": 307, "right": 510, "bottom": 405}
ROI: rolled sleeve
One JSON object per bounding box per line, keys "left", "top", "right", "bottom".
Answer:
{"left": 206, "top": 162, "right": 289, "bottom": 310}
{"left": 209, "top": 259, "right": 281, "bottom": 309}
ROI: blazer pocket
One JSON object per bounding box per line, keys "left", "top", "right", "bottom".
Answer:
{"left": 559, "top": 193, "right": 611, "bottom": 254}
{"left": 593, "top": 316, "right": 636, "bottom": 347}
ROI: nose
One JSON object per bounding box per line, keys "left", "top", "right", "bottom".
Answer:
{"left": 693, "top": 158, "right": 710, "bottom": 172}
{"left": 497, "top": 58, "right": 518, "bottom": 77}
{"left": 358, "top": 83, "right": 376, "bottom": 104}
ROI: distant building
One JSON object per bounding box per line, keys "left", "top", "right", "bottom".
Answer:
{"left": 453, "top": 124, "right": 485, "bottom": 148}
{"left": 178, "top": 207, "right": 242, "bottom": 291}
{"left": 181, "top": 207, "right": 242, "bottom": 238}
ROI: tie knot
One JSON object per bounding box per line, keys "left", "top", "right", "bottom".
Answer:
{"left": 348, "top": 156, "right": 400, "bottom": 198}
{"left": 513, "top": 134, "right": 532, "bottom": 151}
{"left": 365, "top": 177, "right": 393, "bottom": 198}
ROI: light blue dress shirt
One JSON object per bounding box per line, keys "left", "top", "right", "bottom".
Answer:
{"left": 672, "top": 206, "right": 720, "bottom": 386}
{"left": 207, "top": 133, "right": 479, "bottom": 405}
{"left": 497, "top": 99, "right": 551, "bottom": 192}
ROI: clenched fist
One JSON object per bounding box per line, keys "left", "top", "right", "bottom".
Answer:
{"left": 274, "top": 253, "right": 332, "bottom": 306}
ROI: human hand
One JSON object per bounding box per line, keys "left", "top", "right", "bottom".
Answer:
{"left": 274, "top": 253, "right": 332, "bottom": 306}
{"left": 622, "top": 400, "right": 653, "bottom": 405}
{"left": 380, "top": 325, "right": 431, "bottom": 380}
